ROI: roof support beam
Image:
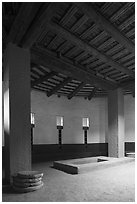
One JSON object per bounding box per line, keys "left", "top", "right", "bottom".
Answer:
{"left": 119, "top": 79, "right": 134, "bottom": 89}
{"left": 88, "top": 87, "right": 97, "bottom": 100}
{"left": 75, "top": 3, "right": 135, "bottom": 54}
{"left": 119, "top": 79, "right": 135, "bottom": 96}
{"left": 67, "top": 82, "right": 86, "bottom": 99}
{"left": 31, "top": 71, "right": 56, "bottom": 87}
{"left": 21, "top": 3, "right": 54, "bottom": 48}
{"left": 71, "top": 15, "right": 88, "bottom": 32}
{"left": 49, "top": 22, "right": 134, "bottom": 78}
{"left": 47, "top": 77, "right": 72, "bottom": 97}
{"left": 31, "top": 46, "right": 117, "bottom": 90}
{"left": 7, "top": 3, "right": 42, "bottom": 45}
{"left": 2, "top": 25, "right": 7, "bottom": 50}
{"left": 2, "top": 25, "right": 7, "bottom": 42}
{"left": 60, "top": 5, "right": 78, "bottom": 26}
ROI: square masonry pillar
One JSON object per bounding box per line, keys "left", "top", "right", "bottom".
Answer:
{"left": 3, "top": 43, "right": 31, "bottom": 183}
{"left": 108, "top": 88, "right": 125, "bottom": 158}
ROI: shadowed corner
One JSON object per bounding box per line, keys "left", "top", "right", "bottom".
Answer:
{"left": 2, "top": 184, "right": 18, "bottom": 195}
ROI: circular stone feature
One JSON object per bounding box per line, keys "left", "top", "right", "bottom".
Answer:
{"left": 13, "top": 180, "right": 43, "bottom": 188}
{"left": 12, "top": 181, "right": 44, "bottom": 193}
{"left": 12, "top": 175, "right": 42, "bottom": 183}
{"left": 17, "top": 171, "right": 43, "bottom": 179}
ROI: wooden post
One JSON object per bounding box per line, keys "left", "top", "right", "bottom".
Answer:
{"left": 84, "top": 130, "right": 87, "bottom": 145}
{"left": 58, "top": 129, "right": 62, "bottom": 148}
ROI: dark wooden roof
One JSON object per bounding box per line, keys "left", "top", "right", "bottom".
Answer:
{"left": 3, "top": 2, "right": 135, "bottom": 99}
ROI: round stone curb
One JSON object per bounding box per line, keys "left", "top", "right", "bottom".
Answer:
{"left": 12, "top": 171, "right": 44, "bottom": 193}
{"left": 13, "top": 180, "right": 42, "bottom": 188}
{"left": 12, "top": 175, "right": 42, "bottom": 183}
{"left": 12, "top": 181, "right": 44, "bottom": 193}
{"left": 17, "top": 171, "right": 43, "bottom": 179}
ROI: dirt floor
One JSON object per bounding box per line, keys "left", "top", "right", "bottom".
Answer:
{"left": 2, "top": 159, "right": 135, "bottom": 202}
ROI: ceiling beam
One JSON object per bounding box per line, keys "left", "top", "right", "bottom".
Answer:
{"left": 31, "top": 69, "right": 42, "bottom": 78}
{"left": 49, "top": 22, "right": 134, "bottom": 78}
{"left": 119, "top": 79, "right": 134, "bottom": 88}
{"left": 67, "top": 82, "right": 86, "bottom": 99}
{"left": 7, "top": 3, "right": 42, "bottom": 45}
{"left": 31, "top": 46, "right": 117, "bottom": 90}
{"left": 31, "top": 71, "right": 56, "bottom": 87}
{"left": 21, "top": 3, "right": 54, "bottom": 48}
{"left": 2, "top": 25, "right": 7, "bottom": 42}
{"left": 60, "top": 4, "right": 78, "bottom": 26}
{"left": 47, "top": 77, "right": 72, "bottom": 97}
{"left": 71, "top": 15, "right": 88, "bottom": 32}
{"left": 88, "top": 87, "right": 97, "bottom": 100}
{"left": 75, "top": 3, "right": 135, "bottom": 54}
{"left": 31, "top": 63, "right": 51, "bottom": 75}
{"left": 2, "top": 25, "right": 7, "bottom": 50}
{"left": 119, "top": 79, "right": 135, "bottom": 95}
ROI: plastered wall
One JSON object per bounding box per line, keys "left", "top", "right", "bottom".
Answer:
{"left": 31, "top": 90, "right": 108, "bottom": 144}
{"left": 2, "top": 90, "right": 135, "bottom": 145}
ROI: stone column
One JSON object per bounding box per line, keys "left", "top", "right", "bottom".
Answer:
{"left": 108, "top": 88, "right": 125, "bottom": 157}
{"left": 3, "top": 43, "right": 31, "bottom": 183}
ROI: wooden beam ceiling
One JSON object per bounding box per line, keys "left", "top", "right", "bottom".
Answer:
{"left": 75, "top": 3, "right": 135, "bottom": 54}
{"left": 31, "top": 46, "right": 117, "bottom": 90}
{"left": 49, "top": 22, "right": 135, "bottom": 78}
{"left": 3, "top": 2, "right": 135, "bottom": 98}
{"left": 17, "top": 3, "right": 134, "bottom": 78}
{"left": 88, "top": 87, "right": 97, "bottom": 100}
{"left": 5, "top": 2, "right": 135, "bottom": 81}
{"left": 31, "top": 71, "right": 56, "bottom": 87}
{"left": 67, "top": 82, "right": 86, "bottom": 99}
{"left": 47, "top": 77, "right": 72, "bottom": 97}
{"left": 6, "top": 3, "right": 42, "bottom": 45}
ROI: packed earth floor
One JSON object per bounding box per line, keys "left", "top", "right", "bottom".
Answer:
{"left": 2, "top": 159, "right": 135, "bottom": 202}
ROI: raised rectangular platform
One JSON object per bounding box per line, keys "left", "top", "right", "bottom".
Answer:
{"left": 53, "top": 156, "right": 134, "bottom": 174}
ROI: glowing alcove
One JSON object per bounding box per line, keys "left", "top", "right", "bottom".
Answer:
{"left": 82, "top": 117, "right": 90, "bottom": 127}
